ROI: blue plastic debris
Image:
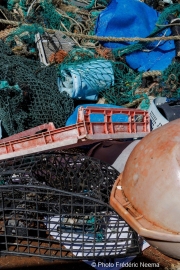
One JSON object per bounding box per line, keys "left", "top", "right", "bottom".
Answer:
{"left": 66, "top": 104, "right": 124, "bottom": 126}
{"left": 95, "top": 0, "right": 175, "bottom": 71}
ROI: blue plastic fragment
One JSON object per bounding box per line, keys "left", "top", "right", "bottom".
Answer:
{"left": 111, "top": 113, "right": 129, "bottom": 123}
{"left": 89, "top": 113, "right": 104, "bottom": 122}
{"left": 66, "top": 104, "right": 123, "bottom": 126}
{"left": 95, "top": 0, "right": 175, "bottom": 71}
{"left": 166, "top": 97, "right": 180, "bottom": 102}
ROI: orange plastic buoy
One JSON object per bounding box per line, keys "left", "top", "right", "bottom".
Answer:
{"left": 110, "top": 119, "right": 180, "bottom": 259}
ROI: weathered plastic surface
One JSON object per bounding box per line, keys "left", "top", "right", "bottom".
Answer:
{"left": 35, "top": 31, "right": 75, "bottom": 66}
{"left": 0, "top": 107, "right": 150, "bottom": 159}
{"left": 110, "top": 119, "right": 180, "bottom": 259}
{"left": 78, "top": 107, "right": 150, "bottom": 139}
{"left": 110, "top": 175, "right": 180, "bottom": 259}
{"left": 148, "top": 99, "right": 169, "bottom": 130}
{"left": 66, "top": 104, "right": 123, "bottom": 126}
{"left": 0, "top": 123, "right": 56, "bottom": 143}
{"left": 0, "top": 123, "right": 85, "bottom": 160}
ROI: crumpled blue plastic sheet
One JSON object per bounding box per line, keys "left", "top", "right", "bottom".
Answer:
{"left": 95, "top": 0, "right": 175, "bottom": 71}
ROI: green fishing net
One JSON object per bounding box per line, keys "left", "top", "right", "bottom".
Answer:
{"left": 3, "top": 0, "right": 180, "bottom": 114}
{"left": 6, "top": 24, "right": 45, "bottom": 49}
{"left": 6, "top": 0, "right": 102, "bottom": 44}
{"left": 7, "top": 0, "right": 27, "bottom": 16}
{"left": 38, "top": 0, "right": 62, "bottom": 29}
{"left": 0, "top": 40, "right": 74, "bottom": 136}
{"left": 84, "top": 0, "right": 105, "bottom": 10}
{"left": 7, "top": 0, "right": 20, "bottom": 11}
{"left": 160, "top": 62, "right": 180, "bottom": 97}
{"left": 101, "top": 62, "right": 180, "bottom": 108}
{"left": 26, "top": 0, "right": 70, "bottom": 30}
{"left": 100, "top": 62, "right": 144, "bottom": 106}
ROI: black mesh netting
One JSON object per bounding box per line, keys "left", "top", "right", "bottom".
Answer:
{"left": 0, "top": 152, "right": 119, "bottom": 203}
{"left": 0, "top": 40, "right": 74, "bottom": 136}
{"left": 0, "top": 152, "right": 140, "bottom": 259}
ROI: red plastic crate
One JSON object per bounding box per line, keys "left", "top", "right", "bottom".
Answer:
{"left": 78, "top": 107, "right": 150, "bottom": 139}
{"left": 0, "top": 107, "right": 150, "bottom": 159}
{"left": 0, "top": 123, "right": 87, "bottom": 160}
{"left": 0, "top": 123, "right": 56, "bottom": 143}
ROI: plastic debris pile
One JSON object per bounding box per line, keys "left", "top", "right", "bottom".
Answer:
{"left": 0, "top": 0, "right": 179, "bottom": 123}
{"left": 0, "top": 0, "right": 180, "bottom": 265}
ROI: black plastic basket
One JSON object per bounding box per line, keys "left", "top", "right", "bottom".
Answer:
{"left": 0, "top": 153, "right": 140, "bottom": 259}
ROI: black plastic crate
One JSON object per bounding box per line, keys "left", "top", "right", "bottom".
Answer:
{"left": 0, "top": 153, "right": 140, "bottom": 259}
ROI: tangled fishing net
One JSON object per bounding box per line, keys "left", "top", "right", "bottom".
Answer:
{"left": 6, "top": 24, "right": 45, "bottom": 49}
{"left": 0, "top": 0, "right": 180, "bottom": 123}
{"left": 0, "top": 40, "right": 74, "bottom": 137}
